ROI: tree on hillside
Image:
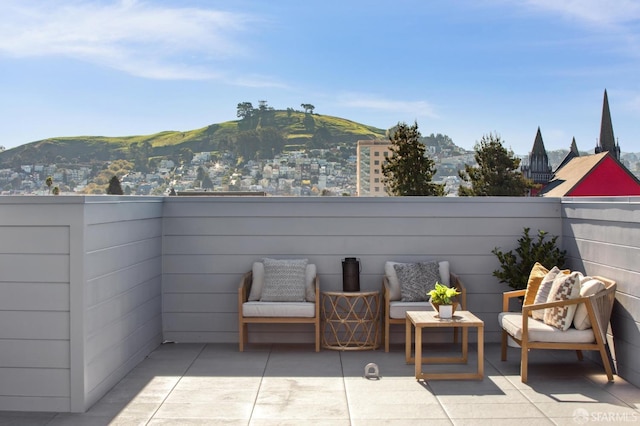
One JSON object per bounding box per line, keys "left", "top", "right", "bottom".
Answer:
{"left": 45, "top": 176, "right": 53, "bottom": 194}
{"left": 458, "top": 133, "right": 534, "bottom": 196}
{"left": 236, "top": 102, "right": 254, "bottom": 119}
{"left": 301, "top": 103, "right": 315, "bottom": 114}
{"left": 179, "top": 148, "right": 194, "bottom": 165}
{"left": 107, "top": 175, "right": 124, "bottom": 195}
{"left": 382, "top": 122, "right": 444, "bottom": 196}
{"left": 129, "top": 141, "right": 151, "bottom": 173}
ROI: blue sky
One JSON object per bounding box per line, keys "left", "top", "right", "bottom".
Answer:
{"left": 1, "top": 0, "right": 639, "bottom": 155}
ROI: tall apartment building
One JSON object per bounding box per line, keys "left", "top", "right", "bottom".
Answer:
{"left": 356, "top": 140, "right": 391, "bottom": 196}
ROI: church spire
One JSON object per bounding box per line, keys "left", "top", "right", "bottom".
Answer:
{"left": 532, "top": 127, "right": 546, "bottom": 157}
{"left": 556, "top": 137, "right": 580, "bottom": 173}
{"left": 522, "top": 127, "right": 552, "bottom": 185}
{"left": 596, "top": 89, "right": 620, "bottom": 160}
{"left": 569, "top": 137, "right": 579, "bottom": 156}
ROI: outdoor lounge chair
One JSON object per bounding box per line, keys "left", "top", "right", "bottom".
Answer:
{"left": 499, "top": 274, "right": 616, "bottom": 383}
{"left": 238, "top": 259, "right": 321, "bottom": 352}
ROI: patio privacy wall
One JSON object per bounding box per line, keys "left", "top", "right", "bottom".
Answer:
{"left": 0, "top": 195, "right": 638, "bottom": 412}
{"left": 561, "top": 197, "right": 640, "bottom": 387}
{"left": 0, "top": 196, "right": 163, "bottom": 412}
{"left": 162, "top": 197, "right": 564, "bottom": 345}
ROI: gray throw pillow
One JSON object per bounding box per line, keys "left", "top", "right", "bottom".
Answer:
{"left": 260, "top": 258, "right": 308, "bottom": 302}
{"left": 395, "top": 261, "right": 440, "bottom": 302}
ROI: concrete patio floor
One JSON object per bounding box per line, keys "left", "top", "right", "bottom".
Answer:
{"left": 1, "top": 342, "right": 639, "bottom": 425}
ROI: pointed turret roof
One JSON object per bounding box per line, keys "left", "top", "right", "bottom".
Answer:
{"left": 532, "top": 127, "right": 547, "bottom": 156}
{"left": 569, "top": 137, "right": 579, "bottom": 155}
{"left": 596, "top": 89, "right": 620, "bottom": 160}
{"left": 556, "top": 137, "right": 580, "bottom": 172}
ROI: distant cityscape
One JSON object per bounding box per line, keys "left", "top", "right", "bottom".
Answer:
{"left": 1, "top": 144, "right": 638, "bottom": 197}
{"left": 0, "top": 145, "right": 476, "bottom": 196}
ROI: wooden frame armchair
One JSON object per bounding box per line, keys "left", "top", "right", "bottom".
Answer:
{"left": 499, "top": 276, "right": 616, "bottom": 383}
{"left": 238, "top": 270, "right": 321, "bottom": 352}
{"left": 382, "top": 271, "right": 467, "bottom": 352}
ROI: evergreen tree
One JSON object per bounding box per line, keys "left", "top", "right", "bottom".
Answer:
{"left": 458, "top": 133, "right": 533, "bottom": 196}
{"left": 382, "top": 122, "right": 444, "bottom": 196}
{"left": 202, "top": 174, "right": 214, "bottom": 189}
{"left": 45, "top": 176, "right": 53, "bottom": 194}
{"left": 107, "top": 175, "right": 124, "bottom": 195}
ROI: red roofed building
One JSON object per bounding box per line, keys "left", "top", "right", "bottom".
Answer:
{"left": 539, "top": 151, "right": 640, "bottom": 197}
{"left": 524, "top": 89, "right": 640, "bottom": 197}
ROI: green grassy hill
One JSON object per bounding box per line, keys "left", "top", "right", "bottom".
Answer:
{"left": 0, "top": 111, "right": 388, "bottom": 167}
{"left": 0, "top": 110, "right": 468, "bottom": 168}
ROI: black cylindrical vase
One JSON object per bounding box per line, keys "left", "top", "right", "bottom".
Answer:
{"left": 342, "top": 257, "right": 360, "bottom": 292}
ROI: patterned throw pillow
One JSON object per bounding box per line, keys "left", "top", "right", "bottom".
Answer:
{"left": 543, "top": 271, "right": 582, "bottom": 330}
{"left": 260, "top": 258, "right": 308, "bottom": 302}
{"left": 385, "top": 260, "right": 450, "bottom": 301}
{"left": 395, "top": 261, "right": 440, "bottom": 302}
{"left": 532, "top": 266, "right": 569, "bottom": 320}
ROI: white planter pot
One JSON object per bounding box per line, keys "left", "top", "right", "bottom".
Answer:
{"left": 439, "top": 304, "right": 453, "bottom": 319}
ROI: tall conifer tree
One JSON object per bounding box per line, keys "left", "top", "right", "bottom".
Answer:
{"left": 382, "top": 122, "right": 444, "bottom": 196}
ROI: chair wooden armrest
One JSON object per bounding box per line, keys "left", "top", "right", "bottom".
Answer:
{"left": 238, "top": 271, "right": 252, "bottom": 305}
{"left": 450, "top": 272, "right": 467, "bottom": 310}
{"left": 522, "top": 296, "right": 585, "bottom": 316}
{"left": 502, "top": 289, "right": 526, "bottom": 312}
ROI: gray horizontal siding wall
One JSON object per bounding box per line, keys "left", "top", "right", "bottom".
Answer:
{"left": 4, "top": 195, "right": 638, "bottom": 412}
{"left": 561, "top": 196, "right": 640, "bottom": 388}
{"left": 0, "top": 196, "right": 164, "bottom": 413}
{"left": 0, "top": 198, "right": 80, "bottom": 412}
{"left": 82, "top": 197, "right": 164, "bottom": 411}
{"left": 162, "top": 196, "right": 563, "bottom": 345}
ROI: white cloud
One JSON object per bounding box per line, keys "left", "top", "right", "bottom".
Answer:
{"left": 508, "top": 0, "right": 640, "bottom": 61}
{"left": 523, "top": 0, "right": 640, "bottom": 27}
{"left": 0, "top": 0, "right": 260, "bottom": 81}
{"left": 338, "top": 93, "right": 439, "bottom": 120}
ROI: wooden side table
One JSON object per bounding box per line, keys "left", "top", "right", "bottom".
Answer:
{"left": 321, "top": 291, "right": 380, "bottom": 350}
{"left": 406, "top": 310, "right": 484, "bottom": 380}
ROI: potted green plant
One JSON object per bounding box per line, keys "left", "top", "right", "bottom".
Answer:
{"left": 492, "top": 227, "right": 567, "bottom": 291}
{"left": 428, "top": 282, "right": 461, "bottom": 319}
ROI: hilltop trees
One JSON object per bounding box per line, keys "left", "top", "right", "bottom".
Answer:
{"left": 301, "top": 103, "right": 315, "bottom": 114}
{"left": 236, "top": 102, "right": 254, "bottom": 120}
{"left": 382, "top": 122, "right": 444, "bottom": 196}
{"left": 458, "top": 133, "right": 533, "bottom": 196}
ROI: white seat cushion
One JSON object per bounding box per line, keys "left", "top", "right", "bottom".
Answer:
{"left": 498, "top": 312, "right": 595, "bottom": 343}
{"left": 243, "top": 301, "right": 315, "bottom": 318}
{"left": 389, "top": 301, "right": 434, "bottom": 319}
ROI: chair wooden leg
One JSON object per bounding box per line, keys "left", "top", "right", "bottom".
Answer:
{"left": 576, "top": 350, "right": 583, "bottom": 360}
{"left": 520, "top": 346, "right": 528, "bottom": 383}
{"left": 598, "top": 346, "right": 614, "bottom": 381}
{"left": 239, "top": 322, "right": 246, "bottom": 352}
{"left": 384, "top": 318, "right": 390, "bottom": 352}
{"left": 315, "top": 322, "right": 320, "bottom": 352}
{"left": 501, "top": 330, "right": 508, "bottom": 361}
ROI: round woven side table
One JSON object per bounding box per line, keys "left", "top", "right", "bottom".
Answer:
{"left": 321, "top": 290, "right": 380, "bottom": 350}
